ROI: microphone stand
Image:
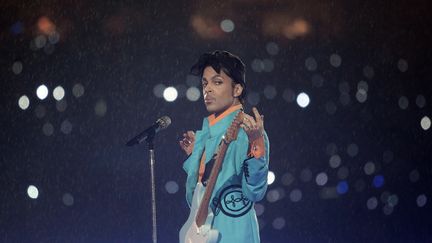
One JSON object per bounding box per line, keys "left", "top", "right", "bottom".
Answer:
{"left": 145, "top": 130, "right": 157, "bottom": 243}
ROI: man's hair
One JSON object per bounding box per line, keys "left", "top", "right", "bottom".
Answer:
{"left": 190, "top": 50, "right": 247, "bottom": 104}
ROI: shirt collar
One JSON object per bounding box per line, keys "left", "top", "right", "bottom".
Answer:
{"left": 207, "top": 104, "right": 243, "bottom": 127}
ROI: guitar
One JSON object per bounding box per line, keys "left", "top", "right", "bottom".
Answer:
{"left": 179, "top": 112, "right": 244, "bottom": 243}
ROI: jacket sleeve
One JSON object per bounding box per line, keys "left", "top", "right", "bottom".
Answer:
{"left": 236, "top": 131, "right": 270, "bottom": 202}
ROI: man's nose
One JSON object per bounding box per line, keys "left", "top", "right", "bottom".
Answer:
{"left": 204, "top": 84, "right": 212, "bottom": 93}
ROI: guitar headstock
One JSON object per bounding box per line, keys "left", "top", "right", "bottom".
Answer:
{"left": 223, "top": 111, "right": 244, "bottom": 144}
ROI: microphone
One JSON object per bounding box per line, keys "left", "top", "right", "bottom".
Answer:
{"left": 126, "top": 116, "right": 171, "bottom": 146}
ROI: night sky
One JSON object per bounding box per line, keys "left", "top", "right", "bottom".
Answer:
{"left": 1, "top": 0, "right": 431, "bottom": 242}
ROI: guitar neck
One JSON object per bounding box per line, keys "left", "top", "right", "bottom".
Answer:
{"left": 195, "top": 142, "right": 228, "bottom": 227}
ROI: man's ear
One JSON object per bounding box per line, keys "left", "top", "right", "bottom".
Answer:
{"left": 233, "top": 83, "right": 244, "bottom": 98}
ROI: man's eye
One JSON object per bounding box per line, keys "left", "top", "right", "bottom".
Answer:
{"left": 215, "top": 80, "right": 222, "bottom": 85}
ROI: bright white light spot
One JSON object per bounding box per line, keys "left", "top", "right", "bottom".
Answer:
{"left": 296, "top": 92, "right": 310, "bottom": 108}
{"left": 27, "top": 185, "right": 39, "bottom": 199}
{"left": 18, "top": 95, "right": 30, "bottom": 110}
{"left": 267, "top": 171, "right": 275, "bottom": 185}
{"left": 220, "top": 19, "right": 235, "bottom": 32}
{"left": 163, "top": 86, "right": 178, "bottom": 102}
{"left": 53, "top": 86, "right": 65, "bottom": 101}
{"left": 186, "top": 87, "right": 201, "bottom": 101}
{"left": 420, "top": 116, "right": 431, "bottom": 130}
{"left": 36, "top": 84, "right": 49, "bottom": 100}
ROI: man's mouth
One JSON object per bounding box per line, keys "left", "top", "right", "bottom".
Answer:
{"left": 204, "top": 97, "right": 214, "bottom": 104}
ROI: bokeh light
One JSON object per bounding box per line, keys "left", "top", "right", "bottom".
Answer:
{"left": 220, "top": 19, "right": 235, "bottom": 32}
{"left": 72, "top": 83, "right": 85, "bottom": 98}
{"left": 36, "top": 84, "right": 49, "bottom": 100}
{"left": 315, "top": 172, "right": 328, "bottom": 186}
{"left": 18, "top": 95, "right": 30, "bottom": 110}
{"left": 12, "top": 61, "right": 23, "bottom": 74}
{"left": 62, "top": 193, "right": 74, "bottom": 206}
{"left": 373, "top": 175, "right": 385, "bottom": 188}
{"left": 186, "top": 87, "right": 201, "bottom": 101}
{"left": 53, "top": 86, "right": 65, "bottom": 101}
{"left": 165, "top": 181, "right": 179, "bottom": 194}
{"left": 163, "top": 86, "right": 178, "bottom": 102}
{"left": 296, "top": 92, "right": 310, "bottom": 108}
{"left": 336, "top": 181, "right": 349, "bottom": 194}
{"left": 289, "top": 189, "right": 302, "bottom": 202}
{"left": 27, "top": 185, "right": 39, "bottom": 199}
{"left": 267, "top": 171, "right": 276, "bottom": 185}
{"left": 95, "top": 100, "right": 107, "bottom": 117}
{"left": 420, "top": 116, "right": 431, "bottom": 130}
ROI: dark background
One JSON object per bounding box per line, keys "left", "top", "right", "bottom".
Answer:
{"left": 1, "top": 0, "right": 431, "bottom": 242}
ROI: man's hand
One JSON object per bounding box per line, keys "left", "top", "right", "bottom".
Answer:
{"left": 179, "top": 131, "right": 195, "bottom": 156}
{"left": 240, "top": 107, "right": 264, "bottom": 142}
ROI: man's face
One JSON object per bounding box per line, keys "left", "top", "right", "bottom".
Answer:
{"left": 201, "top": 66, "right": 240, "bottom": 115}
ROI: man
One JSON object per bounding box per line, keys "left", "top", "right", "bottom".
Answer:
{"left": 179, "top": 50, "right": 270, "bottom": 243}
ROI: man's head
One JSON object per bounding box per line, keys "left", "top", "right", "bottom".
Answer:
{"left": 190, "top": 50, "right": 247, "bottom": 115}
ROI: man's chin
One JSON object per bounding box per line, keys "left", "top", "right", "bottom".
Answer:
{"left": 205, "top": 103, "right": 217, "bottom": 113}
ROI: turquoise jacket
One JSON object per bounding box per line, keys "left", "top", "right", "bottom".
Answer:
{"left": 183, "top": 108, "right": 270, "bottom": 243}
